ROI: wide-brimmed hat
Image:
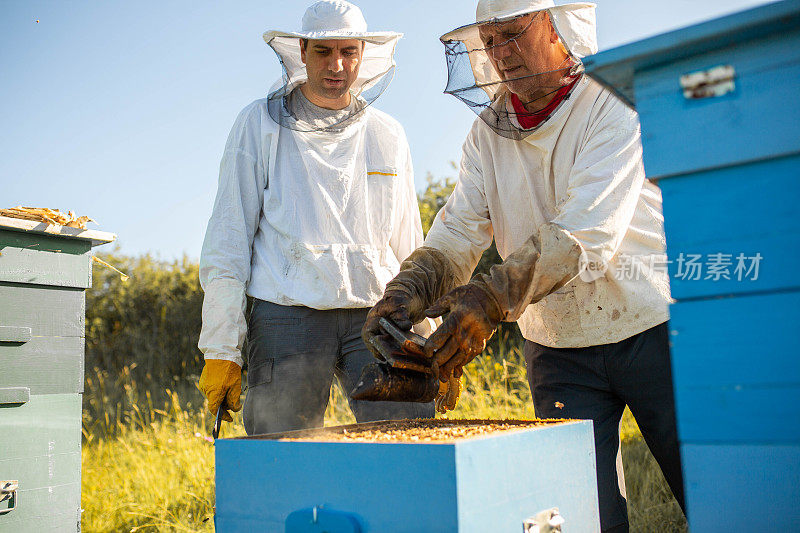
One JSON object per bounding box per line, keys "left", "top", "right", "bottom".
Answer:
{"left": 441, "top": 0, "right": 597, "bottom": 59}
{"left": 263, "top": 0, "right": 400, "bottom": 46}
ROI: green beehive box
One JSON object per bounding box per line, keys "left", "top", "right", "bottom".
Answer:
{"left": 0, "top": 215, "right": 114, "bottom": 532}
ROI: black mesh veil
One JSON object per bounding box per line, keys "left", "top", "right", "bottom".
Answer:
{"left": 265, "top": 35, "right": 399, "bottom": 133}
{"left": 441, "top": 8, "right": 594, "bottom": 140}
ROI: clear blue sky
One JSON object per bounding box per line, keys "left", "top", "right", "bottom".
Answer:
{"left": 1, "top": 0, "right": 774, "bottom": 260}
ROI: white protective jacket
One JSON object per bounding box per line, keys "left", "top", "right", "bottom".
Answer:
{"left": 424, "top": 76, "right": 671, "bottom": 347}
{"left": 199, "top": 100, "right": 422, "bottom": 365}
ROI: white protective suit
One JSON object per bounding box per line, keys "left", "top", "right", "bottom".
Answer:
{"left": 199, "top": 3, "right": 422, "bottom": 366}
{"left": 427, "top": 0, "right": 671, "bottom": 347}
{"left": 199, "top": 101, "right": 421, "bottom": 366}
{"left": 425, "top": 73, "right": 671, "bottom": 347}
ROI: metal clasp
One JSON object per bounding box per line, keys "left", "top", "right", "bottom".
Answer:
{"left": 523, "top": 507, "right": 565, "bottom": 533}
{"left": 680, "top": 64, "right": 735, "bottom": 99}
{"left": 0, "top": 481, "right": 18, "bottom": 515}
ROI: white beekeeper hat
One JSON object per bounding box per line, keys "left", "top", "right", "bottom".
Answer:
{"left": 441, "top": 0, "right": 597, "bottom": 58}
{"left": 263, "top": 1, "right": 402, "bottom": 119}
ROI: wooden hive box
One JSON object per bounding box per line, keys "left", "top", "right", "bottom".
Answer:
{"left": 585, "top": 1, "right": 800, "bottom": 530}
{"left": 215, "top": 419, "right": 599, "bottom": 532}
{"left": 0, "top": 216, "right": 114, "bottom": 531}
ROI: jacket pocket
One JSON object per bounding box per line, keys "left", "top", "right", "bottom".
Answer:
{"left": 247, "top": 358, "right": 273, "bottom": 387}
{"left": 366, "top": 168, "right": 397, "bottom": 243}
{"left": 262, "top": 317, "right": 301, "bottom": 326}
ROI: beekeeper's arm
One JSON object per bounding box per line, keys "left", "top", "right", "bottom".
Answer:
{"left": 197, "top": 104, "right": 266, "bottom": 421}
{"left": 362, "top": 126, "right": 492, "bottom": 354}
{"left": 385, "top": 135, "right": 440, "bottom": 338}
{"left": 424, "top": 100, "right": 647, "bottom": 380}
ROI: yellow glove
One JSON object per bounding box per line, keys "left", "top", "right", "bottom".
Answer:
{"left": 435, "top": 375, "right": 463, "bottom": 414}
{"left": 197, "top": 359, "right": 242, "bottom": 422}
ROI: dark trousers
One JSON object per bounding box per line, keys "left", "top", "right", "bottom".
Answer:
{"left": 243, "top": 299, "right": 434, "bottom": 436}
{"left": 524, "top": 322, "right": 685, "bottom": 532}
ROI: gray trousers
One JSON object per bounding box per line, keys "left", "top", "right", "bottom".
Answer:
{"left": 524, "top": 322, "right": 685, "bottom": 533}
{"left": 243, "top": 299, "right": 434, "bottom": 436}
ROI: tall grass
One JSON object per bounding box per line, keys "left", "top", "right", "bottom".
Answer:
{"left": 81, "top": 343, "right": 685, "bottom": 532}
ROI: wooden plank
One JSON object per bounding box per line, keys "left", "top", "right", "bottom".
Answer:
{"left": 674, "top": 386, "right": 800, "bottom": 443}
{"left": 669, "top": 291, "right": 800, "bottom": 443}
{"left": 0, "top": 284, "right": 84, "bottom": 338}
{"left": 682, "top": 443, "right": 800, "bottom": 531}
{"left": 660, "top": 153, "right": 800, "bottom": 300}
{"left": 669, "top": 291, "right": 800, "bottom": 387}
{"left": 0, "top": 230, "right": 91, "bottom": 288}
{"left": 0, "top": 336, "right": 84, "bottom": 394}
{"left": 0, "top": 483, "right": 80, "bottom": 532}
{"left": 0, "top": 452, "right": 81, "bottom": 491}
{"left": 0, "top": 512, "right": 80, "bottom": 533}
{"left": 0, "top": 394, "right": 81, "bottom": 461}
{"left": 0, "top": 215, "right": 115, "bottom": 248}
{"left": 0, "top": 393, "right": 81, "bottom": 528}
{"left": 634, "top": 28, "right": 800, "bottom": 179}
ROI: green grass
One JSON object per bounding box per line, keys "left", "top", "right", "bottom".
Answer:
{"left": 81, "top": 345, "right": 686, "bottom": 532}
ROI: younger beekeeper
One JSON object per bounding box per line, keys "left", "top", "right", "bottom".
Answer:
{"left": 198, "top": 0, "right": 434, "bottom": 436}
{"left": 364, "top": 1, "right": 685, "bottom": 531}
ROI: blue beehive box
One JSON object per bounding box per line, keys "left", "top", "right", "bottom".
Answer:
{"left": 215, "top": 419, "right": 599, "bottom": 532}
{"left": 585, "top": 1, "right": 800, "bottom": 530}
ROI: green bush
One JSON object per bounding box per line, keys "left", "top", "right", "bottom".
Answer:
{"left": 84, "top": 252, "right": 206, "bottom": 436}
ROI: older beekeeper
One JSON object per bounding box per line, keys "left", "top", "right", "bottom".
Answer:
{"left": 364, "top": 0, "right": 685, "bottom": 530}
{"left": 198, "top": 0, "right": 433, "bottom": 436}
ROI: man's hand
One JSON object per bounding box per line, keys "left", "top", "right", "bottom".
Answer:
{"left": 362, "top": 290, "right": 415, "bottom": 358}
{"left": 424, "top": 283, "right": 504, "bottom": 382}
{"left": 197, "top": 359, "right": 242, "bottom": 422}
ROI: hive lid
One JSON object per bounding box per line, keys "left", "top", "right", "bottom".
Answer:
{"left": 0, "top": 215, "right": 116, "bottom": 247}
{"left": 583, "top": 0, "right": 800, "bottom": 107}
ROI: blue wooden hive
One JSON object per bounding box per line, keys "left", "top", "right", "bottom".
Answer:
{"left": 215, "top": 419, "right": 599, "bottom": 532}
{"left": 584, "top": 1, "right": 800, "bottom": 530}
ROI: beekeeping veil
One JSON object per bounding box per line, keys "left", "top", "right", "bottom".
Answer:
{"left": 440, "top": 0, "right": 597, "bottom": 139}
{"left": 263, "top": 1, "right": 401, "bottom": 132}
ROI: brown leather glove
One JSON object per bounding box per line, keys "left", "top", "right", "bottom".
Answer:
{"left": 423, "top": 283, "right": 504, "bottom": 382}
{"left": 362, "top": 290, "right": 416, "bottom": 359}
{"left": 197, "top": 359, "right": 242, "bottom": 422}
{"left": 362, "top": 247, "right": 460, "bottom": 358}
{"left": 424, "top": 223, "right": 584, "bottom": 381}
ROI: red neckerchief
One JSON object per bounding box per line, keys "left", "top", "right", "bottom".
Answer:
{"left": 510, "top": 74, "right": 580, "bottom": 130}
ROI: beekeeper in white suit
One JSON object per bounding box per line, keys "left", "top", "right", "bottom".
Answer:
{"left": 364, "top": 1, "right": 685, "bottom": 531}
{"left": 198, "top": 0, "right": 434, "bottom": 436}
